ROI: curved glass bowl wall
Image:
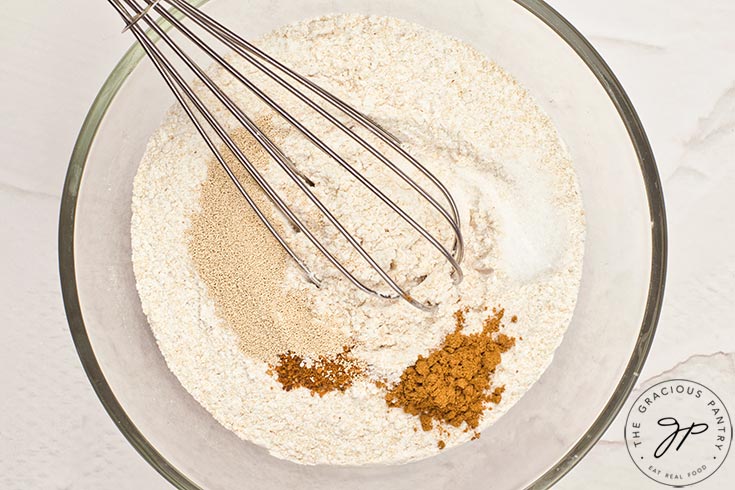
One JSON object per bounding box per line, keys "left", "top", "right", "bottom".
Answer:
{"left": 60, "top": 1, "right": 666, "bottom": 488}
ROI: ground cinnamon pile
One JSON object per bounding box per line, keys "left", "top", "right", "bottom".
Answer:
{"left": 385, "top": 308, "right": 516, "bottom": 432}
{"left": 272, "top": 347, "right": 361, "bottom": 397}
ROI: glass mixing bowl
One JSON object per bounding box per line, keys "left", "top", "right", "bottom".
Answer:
{"left": 59, "top": 0, "right": 666, "bottom": 488}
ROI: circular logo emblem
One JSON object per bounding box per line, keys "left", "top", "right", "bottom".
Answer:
{"left": 625, "top": 379, "right": 732, "bottom": 486}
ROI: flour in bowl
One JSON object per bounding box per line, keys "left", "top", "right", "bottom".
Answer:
{"left": 131, "top": 14, "right": 585, "bottom": 465}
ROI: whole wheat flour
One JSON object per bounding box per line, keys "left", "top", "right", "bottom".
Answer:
{"left": 131, "top": 14, "right": 585, "bottom": 465}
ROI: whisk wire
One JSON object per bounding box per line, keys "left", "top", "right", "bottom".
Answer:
{"left": 109, "top": 0, "right": 466, "bottom": 310}
{"left": 166, "top": 0, "right": 464, "bottom": 264}
{"left": 115, "top": 0, "right": 442, "bottom": 308}
{"left": 144, "top": 0, "right": 464, "bottom": 283}
{"left": 110, "top": 0, "right": 322, "bottom": 287}
{"left": 121, "top": 0, "right": 163, "bottom": 32}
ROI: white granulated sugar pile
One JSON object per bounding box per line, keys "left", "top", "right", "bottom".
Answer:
{"left": 131, "top": 14, "right": 585, "bottom": 465}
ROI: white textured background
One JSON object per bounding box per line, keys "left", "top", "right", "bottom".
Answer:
{"left": 1, "top": 1, "right": 733, "bottom": 488}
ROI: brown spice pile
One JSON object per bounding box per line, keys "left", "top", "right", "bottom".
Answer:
{"left": 385, "top": 308, "right": 516, "bottom": 432}
{"left": 272, "top": 347, "right": 362, "bottom": 397}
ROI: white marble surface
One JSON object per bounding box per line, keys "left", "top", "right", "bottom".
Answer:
{"left": 1, "top": 1, "right": 733, "bottom": 488}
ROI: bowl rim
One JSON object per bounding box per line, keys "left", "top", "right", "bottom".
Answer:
{"left": 58, "top": 1, "right": 667, "bottom": 488}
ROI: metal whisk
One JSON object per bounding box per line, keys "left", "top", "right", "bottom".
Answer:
{"left": 109, "top": 0, "right": 465, "bottom": 311}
